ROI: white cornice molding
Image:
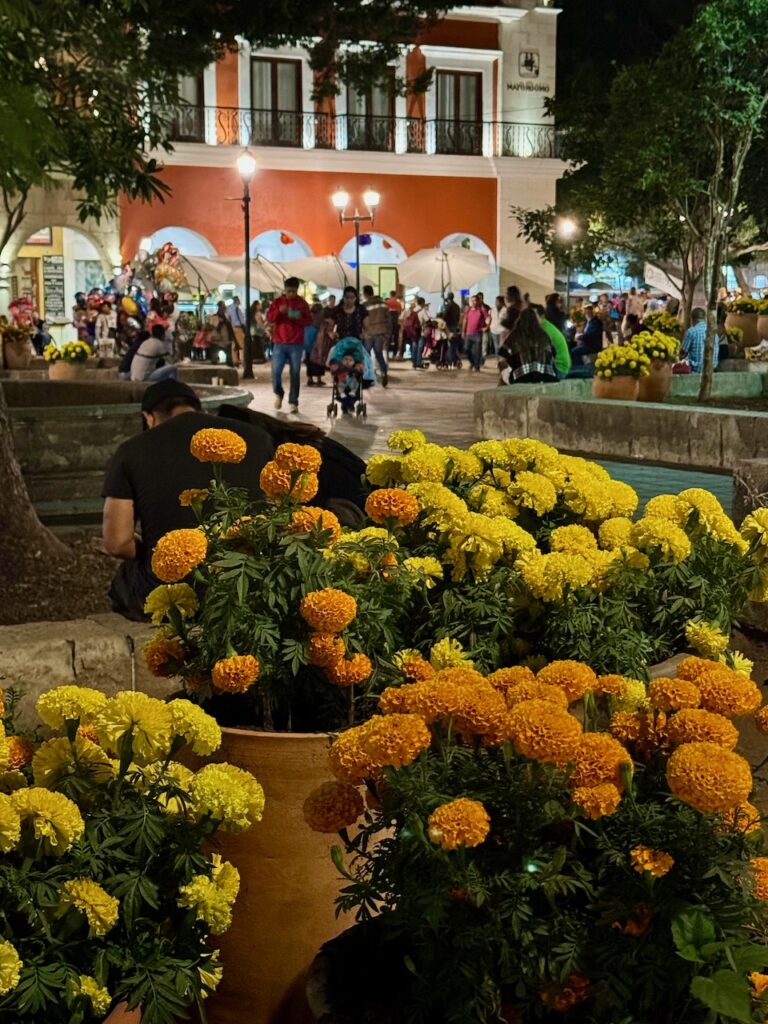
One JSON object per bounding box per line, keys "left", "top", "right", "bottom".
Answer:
{"left": 446, "top": 5, "right": 528, "bottom": 22}
{"left": 419, "top": 44, "right": 502, "bottom": 61}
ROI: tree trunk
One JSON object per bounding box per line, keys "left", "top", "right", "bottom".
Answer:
{"left": 698, "top": 237, "right": 725, "bottom": 403}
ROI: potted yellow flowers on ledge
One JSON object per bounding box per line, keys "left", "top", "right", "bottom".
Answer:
{"left": 44, "top": 340, "right": 91, "bottom": 380}
{"left": 632, "top": 330, "right": 680, "bottom": 402}
{"left": 0, "top": 684, "right": 262, "bottom": 1024}
{"left": 592, "top": 343, "right": 651, "bottom": 400}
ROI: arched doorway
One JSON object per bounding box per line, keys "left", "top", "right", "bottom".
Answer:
{"left": 250, "top": 230, "right": 312, "bottom": 262}
{"left": 439, "top": 232, "right": 499, "bottom": 303}
{"left": 144, "top": 227, "right": 217, "bottom": 257}
{"left": 340, "top": 231, "right": 406, "bottom": 297}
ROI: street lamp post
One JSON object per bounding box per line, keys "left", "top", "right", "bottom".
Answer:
{"left": 236, "top": 149, "right": 257, "bottom": 379}
{"left": 331, "top": 188, "right": 381, "bottom": 293}
{"left": 558, "top": 216, "right": 577, "bottom": 314}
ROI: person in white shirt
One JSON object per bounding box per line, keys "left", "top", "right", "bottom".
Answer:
{"left": 622, "top": 286, "right": 645, "bottom": 335}
{"left": 130, "top": 325, "right": 176, "bottom": 382}
{"left": 95, "top": 301, "right": 117, "bottom": 356}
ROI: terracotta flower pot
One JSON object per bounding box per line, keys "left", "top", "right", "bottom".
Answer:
{"left": 2, "top": 338, "right": 32, "bottom": 370}
{"left": 637, "top": 360, "right": 673, "bottom": 402}
{"left": 725, "top": 311, "right": 759, "bottom": 347}
{"left": 103, "top": 1004, "right": 140, "bottom": 1023}
{"left": 188, "top": 729, "right": 351, "bottom": 1024}
{"left": 48, "top": 359, "right": 86, "bottom": 380}
{"left": 591, "top": 375, "right": 639, "bottom": 401}
{"left": 757, "top": 314, "right": 768, "bottom": 341}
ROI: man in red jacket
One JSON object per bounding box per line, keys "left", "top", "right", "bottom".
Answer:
{"left": 266, "top": 276, "right": 312, "bottom": 412}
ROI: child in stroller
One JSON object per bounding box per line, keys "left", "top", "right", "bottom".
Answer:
{"left": 326, "top": 336, "right": 375, "bottom": 417}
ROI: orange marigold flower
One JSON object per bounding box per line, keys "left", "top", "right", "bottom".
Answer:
{"left": 676, "top": 656, "right": 723, "bottom": 683}
{"left": 427, "top": 797, "right": 490, "bottom": 850}
{"left": 289, "top": 506, "right": 341, "bottom": 544}
{"left": 756, "top": 705, "right": 768, "bottom": 735}
{"left": 6, "top": 735, "right": 33, "bottom": 770}
{"left": 487, "top": 666, "right": 536, "bottom": 693}
{"left": 751, "top": 972, "right": 768, "bottom": 998}
{"left": 222, "top": 515, "right": 252, "bottom": 540}
{"left": 751, "top": 857, "right": 768, "bottom": 900}
{"left": 360, "top": 713, "right": 431, "bottom": 769}
{"left": 178, "top": 487, "right": 209, "bottom": 507}
{"left": 454, "top": 685, "right": 508, "bottom": 738}
{"left": 300, "top": 588, "right": 357, "bottom": 633}
{"left": 380, "top": 680, "right": 465, "bottom": 725}
{"left": 649, "top": 676, "right": 701, "bottom": 711}
{"left": 144, "top": 636, "right": 186, "bottom": 677}
{"left": 572, "top": 782, "right": 622, "bottom": 819}
{"left": 329, "top": 724, "right": 378, "bottom": 784}
{"left": 260, "top": 460, "right": 319, "bottom": 503}
{"left": 542, "top": 976, "right": 591, "bottom": 1012}
{"left": 696, "top": 669, "right": 761, "bottom": 717}
{"left": 536, "top": 660, "right": 597, "bottom": 703}
{"left": 504, "top": 681, "right": 569, "bottom": 709}
{"left": 77, "top": 725, "right": 100, "bottom": 745}
{"left": 666, "top": 741, "right": 752, "bottom": 813}
{"left": 614, "top": 906, "right": 653, "bottom": 937}
{"left": 190, "top": 427, "right": 247, "bottom": 463}
{"left": 570, "top": 733, "right": 632, "bottom": 789}
{"left": 211, "top": 654, "right": 260, "bottom": 694}
{"left": 365, "top": 488, "right": 420, "bottom": 527}
{"left": 506, "top": 699, "right": 582, "bottom": 766}
{"left": 593, "top": 674, "right": 626, "bottom": 696}
{"left": 308, "top": 633, "right": 346, "bottom": 668}
{"left": 399, "top": 654, "right": 435, "bottom": 682}
{"left": 630, "top": 845, "right": 674, "bottom": 877}
{"left": 718, "top": 801, "right": 762, "bottom": 835}
{"left": 151, "top": 529, "right": 208, "bottom": 583}
{"left": 666, "top": 709, "right": 739, "bottom": 749}
{"left": 610, "top": 709, "right": 668, "bottom": 758}
{"left": 379, "top": 685, "right": 411, "bottom": 715}
{"left": 326, "top": 653, "right": 373, "bottom": 687}
{"left": 275, "top": 442, "right": 322, "bottom": 474}
{"left": 433, "top": 667, "right": 486, "bottom": 687}
{"left": 303, "top": 781, "right": 363, "bottom": 833}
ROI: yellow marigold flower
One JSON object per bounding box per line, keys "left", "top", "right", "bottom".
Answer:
{"left": 429, "top": 637, "right": 473, "bottom": 671}
{"left": 756, "top": 705, "right": 768, "bottom": 735}
{"left": 741, "top": 507, "right": 768, "bottom": 559}
{"left": 751, "top": 857, "right": 768, "bottom": 900}
{"left": 0, "top": 794, "right": 20, "bottom": 853}
{"left": 303, "top": 781, "right": 364, "bottom": 832}
{"left": 607, "top": 480, "right": 639, "bottom": 518}
{"left": 361, "top": 713, "right": 431, "bottom": 769}
{"left": 366, "top": 453, "right": 404, "bottom": 486}
{"left": 211, "top": 654, "right": 260, "bottom": 694}
{"left": 406, "top": 481, "right": 468, "bottom": 529}
{"left": 504, "top": 437, "right": 560, "bottom": 471}
{"left": 518, "top": 550, "right": 596, "bottom": 601}
{"left": 630, "top": 845, "right": 674, "bottom": 878}
{"left": 721, "top": 650, "right": 753, "bottom": 678}
{"left": 469, "top": 440, "right": 512, "bottom": 468}
{"left": 11, "top": 787, "right": 84, "bottom": 855}
{"left": 6, "top": 735, "right": 33, "bottom": 771}
{"left": 598, "top": 517, "right": 634, "bottom": 551}
{"left": 467, "top": 483, "right": 519, "bottom": 519}
{"left": 60, "top": 878, "right": 119, "bottom": 936}
{"left": 442, "top": 446, "right": 484, "bottom": 483}
{"left": 151, "top": 528, "right": 208, "bottom": 583}
{"left": 289, "top": 506, "right": 341, "bottom": 544}
{"left": 428, "top": 797, "right": 490, "bottom": 850}
{"left": 179, "top": 487, "right": 209, "bottom": 508}
{"left": 178, "top": 854, "right": 240, "bottom": 934}
{"left": 198, "top": 951, "right": 223, "bottom": 996}
{"left": 328, "top": 724, "right": 378, "bottom": 784}
{"left": 144, "top": 582, "right": 198, "bottom": 625}
{"left": 402, "top": 556, "right": 444, "bottom": 588}
{"left": 0, "top": 770, "right": 27, "bottom": 795}
{"left": 666, "top": 742, "right": 752, "bottom": 813}
{"left": 684, "top": 620, "right": 729, "bottom": 660}
{"left": 487, "top": 666, "right": 536, "bottom": 693}
{"left": 648, "top": 677, "right": 700, "bottom": 711}
{"left": 137, "top": 760, "right": 194, "bottom": 817}
{"left": 550, "top": 524, "right": 598, "bottom": 556}
{"left": 667, "top": 709, "right": 739, "bottom": 750}
{"left": 308, "top": 633, "right": 346, "bottom": 668}
{"left": 144, "top": 635, "right": 186, "bottom": 678}
{"left": 630, "top": 516, "right": 691, "bottom": 562}
{"left": 0, "top": 941, "right": 22, "bottom": 996}
{"left": 537, "top": 661, "right": 597, "bottom": 703}
{"left": 388, "top": 429, "right": 427, "bottom": 453}
{"left": 572, "top": 782, "right": 622, "bottom": 820}
{"left": 300, "top": 588, "right": 357, "bottom": 632}
{"left": 326, "top": 653, "right": 373, "bottom": 687}
{"left": 365, "top": 488, "right": 420, "bottom": 527}
{"left": 70, "top": 976, "right": 111, "bottom": 1016}
{"left": 676, "top": 656, "right": 721, "bottom": 683}
{"left": 275, "top": 442, "right": 321, "bottom": 474}
{"left": 190, "top": 763, "right": 264, "bottom": 832}
{"left": 170, "top": 699, "right": 221, "bottom": 755}
{"left": 32, "top": 736, "right": 114, "bottom": 788}
{"left": 696, "top": 669, "right": 761, "bottom": 717}
{"left": 505, "top": 681, "right": 569, "bottom": 709}
{"left": 612, "top": 677, "right": 648, "bottom": 712}
{"left": 95, "top": 692, "right": 173, "bottom": 763}
{"left": 506, "top": 700, "right": 582, "bottom": 765}
{"left": 400, "top": 443, "right": 449, "bottom": 484}
{"left": 190, "top": 427, "right": 247, "bottom": 464}
{"left": 36, "top": 685, "right": 108, "bottom": 728}
{"left": 562, "top": 476, "right": 614, "bottom": 522}
{"left": 570, "top": 733, "right": 632, "bottom": 789}
{"left": 508, "top": 470, "right": 558, "bottom": 516}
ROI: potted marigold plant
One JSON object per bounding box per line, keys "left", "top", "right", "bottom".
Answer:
{"left": 44, "top": 340, "right": 92, "bottom": 380}
{"left": 641, "top": 308, "right": 683, "bottom": 339}
{"left": 632, "top": 330, "right": 680, "bottom": 402}
{"left": 592, "top": 343, "right": 650, "bottom": 400}
{"left": 1, "top": 323, "right": 32, "bottom": 370}
{"left": 304, "top": 652, "right": 768, "bottom": 1024}
{"left": 0, "top": 683, "right": 262, "bottom": 1024}
{"left": 726, "top": 298, "right": 760, "bottom": 347}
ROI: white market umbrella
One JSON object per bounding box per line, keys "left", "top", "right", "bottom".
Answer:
{"left": 215, "top": 254, "right": 287, "bottom": 293}
{"left": 398, "top": 245, "right": 492, "bottom": 293}
{"left": 280, "top": 254, "right": 376, "bottom": 291}
{"left": 176, "top": 255, "right": 236, "bottom": 293}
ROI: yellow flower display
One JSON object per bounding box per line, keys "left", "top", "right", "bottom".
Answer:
{"left": 722, "top": 650, "right": 753, "bottom": 678}
{"left": 648, "top": 677, "right": 700, "bottom": 712}
{"left": 143, "top": 583, "right": 199, "bottom": 625}
{"left": 96, "top": 692, "right": 173, "bottom": 763}
{"left": 666, "top": 741, "right": 752, "bottom": 813}
{"left": 751, "top": 857, "right": 768, "bottom": 900}
{"left": 190, "top": 427, "right": 247, "bottom": 463}
{"left": 170, "top": 699, "right": 222, "bottom": 755}
{"left": 303, "top": 781, "right": 364, "bottom": 832}
{"left": 684, "top": 620, "right": 729, "bottom": 659}
{"left": 400, "top": 443, "right": 449, "bottom": 484}
{"left": 506, "top": 699, "right": 582, "bottom": 765}
{"left": 326, "top": 653, "right": 373, "bottom": 687}
{"left": 178, "top": 854, "right": 241, "bottom": 934}
{"left": 366, "top": 453, "right": 404, "bottom": 486}
{"left": 11, "top": 787, "right": 85, "bottom": 855}
{"left": 365, "top": 488, "right": 420, "bottom": 526}
{"left": 36, "top": 685, "right": 108, "bottom": 729}
{"left": 402, "top": 556, "right": 444, "bottom": 587}
{"left": 32, "top": 736, "right": 115, "bottom": 788}
{"left": 630, "top": 516, "right": 691, "bottom": 562}
{"left": 190, "top": 763, "right": 265, "bottom": 832}
{"left": 442, "top": 446, "right": 484, "bottom": 483}
{"left": 550, "top": 524, "right": 598, "bottom": 556}
{"left": 60, "top": 878, "right": 120, "bottom": 936}
{"left": 151, "top": 528, "right": 208, "bottom": 582}
{"left": 612, "top": 677, "right": 649, "bottom": 712}
{"left": 696, "top": 668, "right": 761, "bottom": 717}
{"left": 0, "top": 940, "right": 22, "bottom": 996}
{"left": 630, "top": 845, "right": 674, "bottom": 877}
{"left": 429, "top": 637, "right": 473, "bottom": 671}
{"left": 211, "top": 654, "right": 261, "bottom": 694}
{"left": 179, "top": 487, "right": 209, "bottom": 508}
{"left": 0, "top": 794, "right": 20, "bottom": 852}
{"left": 469, "top": 440, "right": 513, "bottom": 468}
{"left": 517, "top": 550, "right": 596, "bottom": 602}
{"left": 289, "top": 506, "right": 341, "bottom": 544}
{"left": 666, "top": 709, "right": 738, "bottom": 750}
{"left": 740, "top": 507, "right": 768, "bottom": 559}
{"left": 572, "top": 782, "right": 622, "bottom": 819}
{"left": 508, "top": 471, "right": 558, "bottom": 516}
{"left": 274, "top": 442, "right": 322, "bottom": 474}
{"left": 300, "top": 588, "right": 357, "bottom": 632}
{"left": 70, "top": 975, "right": 112, "bottom": 1015}
{"left": 388, "top": 429, "right": 427, "bottom": 453}
{"left": 361, "top": 714, "right": 431, "bottom": 769}
{"left": 569, "top": 733, "right": 632, "bottom": 789}
{"left": 594, "top": 343, "right": 650, "bottom": 378}
{"left": 536, "top": 660, "right": 597, "bottom": 703}
{"left": 144, "top": 634, "right": 186, "bottom": 677}
{"left": 598, "top": 517, "right": 634, "bottom": 550}
{"left": 427, "top": 797, "right": 491, "bottom": 850}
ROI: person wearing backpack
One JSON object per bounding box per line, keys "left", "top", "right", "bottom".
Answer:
{"left": 362, "top": 284, "right": 391, "bottom": 387}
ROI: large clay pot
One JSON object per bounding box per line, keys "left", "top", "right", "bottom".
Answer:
{"left": 591, "top": 375, "right": 639, "bottom": 401}
{"left": 193, "top": 729, "right": 351, "bottom": 1024}
{"left": 103, "top": 1005, "right": 140, "bottom": 1023}
{"left": 2, "top": 338, "right": 32, "bottom": 369}
{"left": 48, "top": 359, "right": 86, "bottom": 380}
{"left": 757, "top": 314, "right": 768, "bottom": 341}
{"left": 725, "top": 311, "right": 759, "bottom": 348}
{"left": 637, "top": 360, "right": 673, "bottom": 402}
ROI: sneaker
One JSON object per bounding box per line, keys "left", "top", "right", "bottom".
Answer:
{"left": 274, "top": 395, "right": 283, "bottom": 410}
{"left": 382, "top": 373, "right": 388, "bottom": 388}
{"left": 288, "top": 403, "right": 299, "bottom": 414}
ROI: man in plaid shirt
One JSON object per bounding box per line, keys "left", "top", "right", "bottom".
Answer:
{"left": 682, "top": 308, "right": 720, "bottom": 372}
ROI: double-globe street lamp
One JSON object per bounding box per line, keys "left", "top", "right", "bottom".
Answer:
{"left": 331, "top": 188, "right": 381, "bottom": 294}
{"left": 558, "top": 216, "right": 577, "bottom": 313}
{"left": 236, "top": 149, "right": 257, "bottom": 379}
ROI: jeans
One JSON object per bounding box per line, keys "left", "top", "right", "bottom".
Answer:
{"left": 464, "top": 333, "right": 483, "bottom": 370}
{"left": 364, "top": 335, "right": 388, "bottom": 376}
{"left": 411, "top": 336, "right": 425, "bottom": 367}
{"left": 571, "top": 344, "right": 598, "bottom": 367}
{"left": 148, "top": 365, "right": 177, "bottom": 382}
{"left": 272, "top": 343, "right": 303, "bottom": 405}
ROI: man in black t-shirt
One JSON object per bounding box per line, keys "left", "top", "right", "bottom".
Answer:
{"left": 102, "top": 379, "right": 273, "bottom": 620}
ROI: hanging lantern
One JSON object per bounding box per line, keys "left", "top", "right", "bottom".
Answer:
{"left": 280, "top": 233, "right": 295, "bottom": 245}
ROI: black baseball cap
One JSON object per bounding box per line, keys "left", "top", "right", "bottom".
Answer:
{"left": 141, "top": 379, "right": 201, "bottom": 414}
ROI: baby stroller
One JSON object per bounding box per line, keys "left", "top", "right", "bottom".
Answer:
{"left": 326, "top": 336, "right": 375, "bottom": 419}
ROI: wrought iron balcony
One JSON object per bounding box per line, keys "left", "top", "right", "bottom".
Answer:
{"left": 156, "top": 105, "right": 562, "bottom": 159}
